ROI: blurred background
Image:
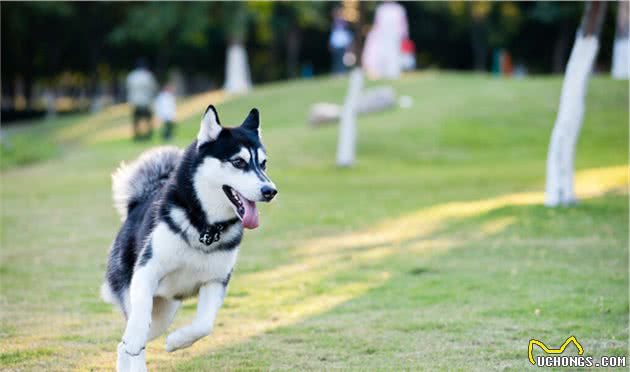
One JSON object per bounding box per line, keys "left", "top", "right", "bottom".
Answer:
{"left": 1, "top": 1, "right": 628, "bottom": 370}
{"left": 0, "top": 1, "right": 622, "bottom": 122}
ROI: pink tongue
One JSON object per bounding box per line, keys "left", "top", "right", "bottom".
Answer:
{"left": 241, "top": 198, "right": 259, "bottom": 229}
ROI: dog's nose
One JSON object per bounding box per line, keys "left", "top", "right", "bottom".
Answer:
{"left": 261, "top": 186, "right": 277, "bottom": 201}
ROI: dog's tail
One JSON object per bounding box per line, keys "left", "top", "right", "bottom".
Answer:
{"left": 112, "top": 146, "right": 182, "bottom": 221}
{"left": 100, "top": 282, "right": 116, "bottom": 304}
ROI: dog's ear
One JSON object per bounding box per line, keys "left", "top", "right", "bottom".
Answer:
{"left": 197, "top": 105, "right": 222, "bottom": 148}
{"left": 241, "top": 108, "right": 260, "bottom": 135}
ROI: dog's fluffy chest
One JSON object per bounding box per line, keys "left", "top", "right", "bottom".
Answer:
{"left": 155, "top": 249, "right": 238, "bottom": 300}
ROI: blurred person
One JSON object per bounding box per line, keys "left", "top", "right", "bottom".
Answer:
{"left": 362, "top": 1, "right": 409, "bottom": 79}
{"left": 329, "top": 7, "right": 353, "bottom": 75}
{"left": 126, "top": 59, "right": 158, "bottom": 141}
{"left": 154, "top": 84, "right": 177, "bottom": 141}
{"left": 401, "top": 38, "right": 416, "bottom": 71}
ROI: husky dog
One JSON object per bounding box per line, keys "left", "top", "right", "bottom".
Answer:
{"left": 102, "top": 105, "right": 277, "bottom": 371}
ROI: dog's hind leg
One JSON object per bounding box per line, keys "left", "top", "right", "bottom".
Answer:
{"left": 147, "top": 297, "right": 181, "bottom": 341}
{"left": 165, "top": 281, "right": 226, "bottom": 352}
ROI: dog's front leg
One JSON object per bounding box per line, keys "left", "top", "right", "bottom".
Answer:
{"left": 165, "top": 281, "right": 225, "bottom": 352}
{"left": 119, "top": 264, "right": 159, "bottom": 371}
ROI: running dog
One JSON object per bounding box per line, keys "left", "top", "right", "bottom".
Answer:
{"left": 102, "top": 105, "right": 277, "bottom": 371}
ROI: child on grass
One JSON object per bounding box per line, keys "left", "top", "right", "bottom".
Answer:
{"left": 154, "top": 84, "right": 177, "bottom": 141}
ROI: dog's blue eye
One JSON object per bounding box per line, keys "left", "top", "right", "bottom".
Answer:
{"left": 231, "top": 159, "right": 247, "bottom": 169}
{"left": 260, "top": 160, "right": 267, "bottom": 170}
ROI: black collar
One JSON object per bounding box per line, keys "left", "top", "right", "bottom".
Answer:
{"left": 199, "top": 218, "right": 240, "bottom": 246}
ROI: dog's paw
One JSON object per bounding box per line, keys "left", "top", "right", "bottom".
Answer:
{"left": 165, "top": 326, "right": 211, "bottom": 352}
{"left": 117, "top": 341, "right": 146, "bottom": 372}
{"left": 121, "top": 329, "right": 146, "bottom": 356}
{"left": 129, "top": 352, "right": 147, "bottom": 372}
{"left": 117, "top": 342, "right": 131, "bottom": 372}
{"left": 165, "top": 329, "right": 193, "bottom": 352}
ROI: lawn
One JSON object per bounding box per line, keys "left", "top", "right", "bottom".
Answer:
{"left": 0, "top": 72, "right": 627, "bottom": 371}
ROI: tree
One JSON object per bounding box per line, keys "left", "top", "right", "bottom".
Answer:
{"left": 529, "top": 3, "right": 583, "bottom": 73}
{"left": 544, "top": 1, "right": 607, "bottom": 207}
{"left": 336, "top": 0, "right": 364, "bottom": 167}
{"left": 1, "top": 2, "right": 75, "bottom": 107}
{"left": 108, "top": 2, "right": 212, "bottom": 77}
{"left": 469, "top": 2, "right": 492, "bottom": 71}
{"left": 441, "top": 2, "right": 522, "bottom": 71}
{"left": 611, "top": 1, "right": 629, "bottom": 79}
{"left": 271, "top": 2, "right": 327, "bottom": 79}
{"left": 223, "top": 2, "right": 253, "bottom": 94}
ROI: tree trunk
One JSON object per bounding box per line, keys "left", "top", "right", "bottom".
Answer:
{"left": 224, "top": 42, "right": 252, "bottom": 94}
{"left": 336, "top": 1, "right": 365, "bottom": 167}
{"left": 156, "top": 48, "right": 169, "bottom": 81}
{"left": 336, "top": 68, "right": 364, "bottom": 166}
{"left": 471, "top": 20, "right": 488, "bottom": 71}
{"left": 552, "top": 22, "right": 571, "bottom": 74}
{"left": 286, "top": 28, "right": 301, "bottom": 79}
{"left": 545, "top": 1, "right": 607, "bottom": 207}
{"left": 1, "top": 75, "right": 15, "bottom": 110}
{"left": 469, "top": 2, "right": 489, "bottom": 73}
{"left": 23, "top": 73, "right": 34, "bottom": 110}
{"left": 612, "top": 0, "right": 629, "bottom": 79}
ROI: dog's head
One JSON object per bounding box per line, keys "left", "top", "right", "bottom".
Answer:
{"left": 193, "top": 105, "right": 277, "bottom": 229}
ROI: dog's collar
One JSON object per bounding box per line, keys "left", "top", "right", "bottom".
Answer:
{"left": 199, "top": 218, "right": 239, "bottom": 246}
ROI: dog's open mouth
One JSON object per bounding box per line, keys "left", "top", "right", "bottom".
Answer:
{"left": 222, "top": 185, "right": 259, "bottom": 229}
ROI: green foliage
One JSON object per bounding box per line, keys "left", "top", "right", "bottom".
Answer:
{"left": 1, "top": 2, "right": 74, "bottom": 79}
{"left": 2, "top": 0, "right": 611, "bottom": 93}
{"left": 529, "top": 1, "right": 583, "bottom": 24}
{"left": 109, "top": 3, "right": 212, "bottom": 48}
{"left": 272, "top": 1, "right": 328, "bottom": 31}
{"left": 440, "top": 2, "right": 523, "bottom": 49}
{"left": 248, "top": 2, "right": 274, "bottom": 43}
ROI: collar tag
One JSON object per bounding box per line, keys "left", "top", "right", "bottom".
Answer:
{"left": 199, "top": 223, "right": 224, "bottom": 246}
{"left": 197, "top": 218, "right": 238, "bottom": 247}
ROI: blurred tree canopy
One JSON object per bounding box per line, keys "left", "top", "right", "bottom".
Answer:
{"left": 0, "top": 1, "right": 619, "bottom": 110}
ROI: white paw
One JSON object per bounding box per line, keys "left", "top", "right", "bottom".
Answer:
{"left": 129, "top": 352, "right": 147, "bottom": 372}
{"left": 122, "top": 328, "right": 146, "bottom": 356}
{"left": 117, "top": 342, "right": 130, "bottom": 372}
{"left": 117, "top": 342, "right": 146, "bottom": 372}
{"left": 165, "top": 329, "right": 193, "bottom": 352}
{"left": 165, "top": 327, "right": 210, "bottom": 352}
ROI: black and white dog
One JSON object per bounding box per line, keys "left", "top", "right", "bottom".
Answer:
{"left": 102, "top": 105, "right": 277, "bottom": 371}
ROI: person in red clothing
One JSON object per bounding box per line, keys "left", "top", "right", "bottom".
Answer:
{"left": 401, "top": 38, "right": 416, "bottom": 71}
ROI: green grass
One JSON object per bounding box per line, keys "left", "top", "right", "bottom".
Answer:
{"left": 0, "top": 72, "right": 627, "bottom": 371}
{"left": 0, "top": 116, "right": 71, "bottom": 170}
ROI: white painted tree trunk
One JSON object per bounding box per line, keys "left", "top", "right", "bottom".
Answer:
{"left": 545, "top": 36, "right": 599, "bottom": 206}
{"left": 336, "top": 68, "right": 364, "bottom": 167}
{"left": 612, "top": 1, "right": 629, "bottom": 79}
{"left": 611, "top": 37, "right": 629, "bottom": 79}
{"left": 224, "top": 43, "right": 252, "bottom": 94}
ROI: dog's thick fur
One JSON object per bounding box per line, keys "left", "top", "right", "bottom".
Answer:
{"left": 102, "top": 106, "right": 276, "bottom": 371}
